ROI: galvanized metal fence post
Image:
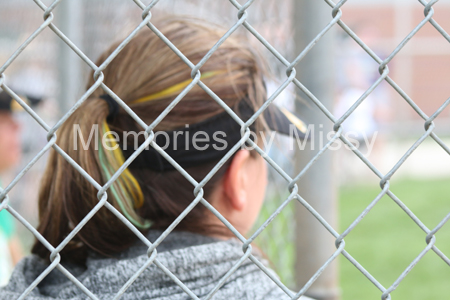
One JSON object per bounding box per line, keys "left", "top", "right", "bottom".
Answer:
{"left": 292, "top": 1, "right": 339, "bottom": 299}
{"left": 57, "top": 0, "right": 83, "bottom": 116}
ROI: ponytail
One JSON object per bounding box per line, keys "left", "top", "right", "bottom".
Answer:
{"left": 32, "top": 97, "right": 150, "bottom": 263}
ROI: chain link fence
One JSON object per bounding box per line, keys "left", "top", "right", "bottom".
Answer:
{"left": 0, "top": 0, "right": 450, "bottom": 299}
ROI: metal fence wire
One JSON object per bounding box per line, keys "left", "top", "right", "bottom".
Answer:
{"left": 1, "top": 0, "right": 450, "bottom": 299}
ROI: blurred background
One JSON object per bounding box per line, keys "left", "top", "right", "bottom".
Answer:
{"left": 0, "top": 0, "right": 450, "bottom": 299}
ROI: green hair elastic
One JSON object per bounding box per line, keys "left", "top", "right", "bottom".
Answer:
{"left": 98, "top": 121, "right": 152, "bottom": 229}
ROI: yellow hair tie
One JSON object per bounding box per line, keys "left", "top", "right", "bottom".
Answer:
{"left": 131, "top": 71, "right": 222, "bottom": 104}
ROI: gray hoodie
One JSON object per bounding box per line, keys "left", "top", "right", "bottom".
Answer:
{"left": 0, "top": 231, "right": 313, "bottom": 300}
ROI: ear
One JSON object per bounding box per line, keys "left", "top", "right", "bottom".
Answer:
{"left": 223, "top": 149, "right": 251, "bottom": 211}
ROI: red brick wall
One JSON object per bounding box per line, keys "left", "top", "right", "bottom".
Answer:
{"left": 340, "top": 3, "right": 450, "bottom": 122}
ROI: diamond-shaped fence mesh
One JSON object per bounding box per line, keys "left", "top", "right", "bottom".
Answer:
{"left": 0, "top": 0, "right": 450, "bottom": 299}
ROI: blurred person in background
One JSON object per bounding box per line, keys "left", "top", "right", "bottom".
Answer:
{"left": 334, "top": 25, "right": 391, "bottom": 183}
{"left": 0, "top": 90, "right": 40, "bottom": 286}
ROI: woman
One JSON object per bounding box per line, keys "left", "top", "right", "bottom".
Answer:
{"left": 0, "top": 90, "right": 29, "bottom": 286}
{"left": 0, "top": 17, "right": 311, "bottom": 299}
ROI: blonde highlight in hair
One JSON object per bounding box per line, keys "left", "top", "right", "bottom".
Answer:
{"left": 32, "top": 16, "right": 269, "bottom": 263}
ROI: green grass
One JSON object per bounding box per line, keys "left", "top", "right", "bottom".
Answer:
{"left": 339, "top": 177, "right": 450, "bottom": 300}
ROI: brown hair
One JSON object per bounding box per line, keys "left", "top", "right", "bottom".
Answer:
{"left": 32, "top": 17, "right": 268, "bottom": 264}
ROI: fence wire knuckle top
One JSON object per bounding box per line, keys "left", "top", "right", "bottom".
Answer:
{"left": 0, "top": 0, "right": 449, "bottom": 299}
